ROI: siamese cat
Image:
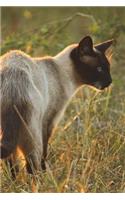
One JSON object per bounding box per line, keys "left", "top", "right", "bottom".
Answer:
{"left": 0, "top": 36, "right": 113, "bottom": 176}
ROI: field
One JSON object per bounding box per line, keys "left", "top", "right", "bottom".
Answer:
{"left": 1, "top": 7, "right": 125, "bottom": 192}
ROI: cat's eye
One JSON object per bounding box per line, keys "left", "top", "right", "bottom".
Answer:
{"left": 97, "top": 67, "right": 102, "bottom": 72}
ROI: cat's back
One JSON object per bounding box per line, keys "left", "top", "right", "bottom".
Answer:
{"left": 0, "top": 50, "right": 36, "bottom": 72}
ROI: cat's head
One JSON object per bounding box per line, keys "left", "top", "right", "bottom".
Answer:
{"left": 71, "top": 36, "right": 114, "bottom": 90}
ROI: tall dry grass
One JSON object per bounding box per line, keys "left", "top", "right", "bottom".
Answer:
{"left": 1, "top": 8, "right": 125, "bottom": 193}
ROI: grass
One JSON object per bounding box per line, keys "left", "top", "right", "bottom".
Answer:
{"left": 1, "top": 57, "right": 125, "bottom": 192}
{"left": 1, "top": 9, "right": 125, "bottom": 193}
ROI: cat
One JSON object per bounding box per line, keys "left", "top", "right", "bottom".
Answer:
{"left": 0, "top": 36, "right": 113, "bottom": 175}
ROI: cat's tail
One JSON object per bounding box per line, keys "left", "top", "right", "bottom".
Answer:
{"left": 0, "top": 67, "right": 32, "bottom": 159}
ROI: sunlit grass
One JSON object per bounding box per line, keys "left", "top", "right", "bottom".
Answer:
{"left": 1, "top": 83, "right": 125, "bottom": 192}
{"left": 1, "top": 8, "right": 125, "bottom": 193}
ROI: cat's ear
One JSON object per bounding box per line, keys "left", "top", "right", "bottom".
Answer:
{"left": 95, "top": 39, "right": 114, "bottom": 53}
{"left": 78, "top": 36, "right": 93, "bottom": 55}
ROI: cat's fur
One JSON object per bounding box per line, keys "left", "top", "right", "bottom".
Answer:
{"left": 0, "top": 36, "right": 113, "bottom": 174}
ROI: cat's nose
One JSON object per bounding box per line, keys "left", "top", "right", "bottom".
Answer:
{"left": 107, "top": 77, "right": 112, "bottom": 86}
{"left": 109, "top": 79, "right": 112, "bottom": 85}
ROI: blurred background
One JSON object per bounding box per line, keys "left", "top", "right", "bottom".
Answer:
{"left": 1, "top": 7, "right": 125, "bottom": 55}
{"left": 1, "top": 7, "right": 125, "bottom": 192}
